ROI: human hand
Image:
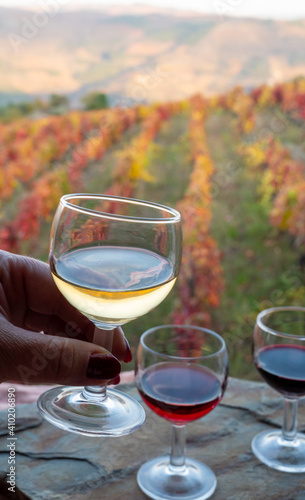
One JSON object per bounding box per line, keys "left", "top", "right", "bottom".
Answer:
{"left": 0, "top": 250, "right": 132, "bottom": 385}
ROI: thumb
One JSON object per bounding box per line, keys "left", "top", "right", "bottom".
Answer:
{"left": 0, "top": 319, "right": 121, "bottom": 385}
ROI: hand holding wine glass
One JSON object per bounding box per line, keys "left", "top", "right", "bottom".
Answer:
{"left": 38, "top": 194, "right": 182, "bottom": 437}
{"left": 135, "top": 325, "right": 228, "bottom": 500}
{"left": 252, "top": 306, "right": 305, "bottom": 472}
{"left": 0, "top": 250, "right": 128, "bottom": 385}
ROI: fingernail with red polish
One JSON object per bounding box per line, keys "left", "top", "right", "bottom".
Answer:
{"left": 110, "top": 375, "right": 120, "bottom": 386}
{"left": 124, "top": 338, "right": 132, "bottom": 363}
{"left": 86, "top": 354, "right": 121, "bottom": 379}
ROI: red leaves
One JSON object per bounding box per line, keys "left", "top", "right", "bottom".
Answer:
{"left": 0, "top": 107, "right": 139, "bottom": 253}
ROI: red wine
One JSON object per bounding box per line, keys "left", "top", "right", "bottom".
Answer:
{"left": 255, "top": 344, "right": 305, "bottom": 398}
{"left": 138, "top": 362, "right": 225, "bottom": 424}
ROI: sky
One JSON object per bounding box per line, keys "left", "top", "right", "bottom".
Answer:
{"left": 1, "top": 0, "right": 305, "bottom": 21}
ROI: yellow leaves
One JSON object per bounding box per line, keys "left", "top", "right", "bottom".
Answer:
{"left": 179, "top": 99, "right": 191, "bottom": 113}
{"left": 85, "top": 135, "right": 104, "bottom": 160}
{"left": 38, "top": 138, "right": 59, "bottom": 165}
{"left": 270, "top": 182, "right": 305, "bottom": 236}
{"left": 69, "top": 111, "right": 82, "bottom": 128}
{"left": 240, "top": 142, "right": 267, "bottom": 170}
{"left": 137, "top": 103, "right": 156, "bottom": 121}
{"left": 195, "top": 154, "right": 214, "bottom": 176}
{"left": 129, "top": 158, "right": 154, "bottom": 182}
{"left": 186, "top": 107, "right": 215, "bottom": 206}
{"left": 259, "top": 168, "right": 275, "bottom": 206}
{"left": 0, "top": 169, "right": 5, "bottom": 194}
{"left": 109, "top": 103, "right": 179, "bottom": 192}
{"left": 256, "top": 85, "right": 274, "bottom": 108}
{"left": 192, "top": 110, "right": 204, "bottom": 123}
{"left": 243, "top": 116, "right": 255, "bottom": 134}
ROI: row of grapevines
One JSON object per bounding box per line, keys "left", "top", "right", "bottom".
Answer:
{"left": 104, "top": 102, "right": 183, "bottom": 199}
{"left": 172, "top": 95, "right": 224, "bottom": 327}
{"left": 72, "top": 101, "right": 185, "bottom": 240}
{"left": 240, "top": 136, "right": 305, "bottom": 245}
{"left": 0, "top": 107, "right": 141, "bottom": 253}
{"left": 234, "top": 79, "right": 305, "bottom": 247}
{"left": 213, "top": 85, "right": 256, "bottom": 134}
{"left": 251, "top": 78, "right": 305, "bottom": 120}
{"left": 0, "top": 109, "right": 117, "bottom": 203}
{"left": 0, "top": 102, "right": 184, "bottom": 254}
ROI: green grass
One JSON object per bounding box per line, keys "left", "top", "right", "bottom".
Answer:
{"left": 133, "top": 113, "right": 192, "bottom": 206}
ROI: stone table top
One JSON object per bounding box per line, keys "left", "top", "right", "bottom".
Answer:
{"left": 0, "top": 377, "right": 305, "bottom": 500}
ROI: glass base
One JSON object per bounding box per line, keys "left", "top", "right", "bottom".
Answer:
{"left": 37, "top": 386, "right": 146, "bottom": 437}
{"left": 252, "top": 429, "right": 305, "bottom": 473}
{"left": 137, "top": 455, "right": 217, "bottom": 500}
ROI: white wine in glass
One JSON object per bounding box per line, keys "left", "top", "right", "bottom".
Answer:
{"left": 51, "top": 246, "right": 177, "bottom": 326}
{"left": 37, "top": 194, "right": 182, "bottom": 437}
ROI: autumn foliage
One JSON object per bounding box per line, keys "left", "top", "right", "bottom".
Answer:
{"left": 2, "top": 78, "right": 305, "bottom": 325}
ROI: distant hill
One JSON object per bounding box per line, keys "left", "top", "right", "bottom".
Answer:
{"left": 1, "top": 5, "right": 305, "bottom": 106}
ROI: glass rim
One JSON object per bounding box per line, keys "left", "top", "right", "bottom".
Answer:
{"left": 60, "top": 193, "right": 181, "bottom": 224}
{"left": 140, "top": 324, "right": 227, "bottom": 360}
{"left": 257, "top": 306, "right": 305, "bottom": 340}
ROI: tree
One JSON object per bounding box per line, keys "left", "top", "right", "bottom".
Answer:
{"left": 82, "top": 92, "right": 108, "bottom": 110}
{"left": 48, "top": 94, "right": 69, "bottom": 114}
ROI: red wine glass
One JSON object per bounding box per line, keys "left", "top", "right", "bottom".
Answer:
{"left": 37, "top": 194, "right": 182, "bottom": 437}
{"left": 135, "top": 325, "right": 228, "bottom": 500}
{"left": 252, "top": 306, "right": 305, "bottom": 472}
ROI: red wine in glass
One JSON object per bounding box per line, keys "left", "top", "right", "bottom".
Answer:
{"left": 252, "top": 306, "right": 305, "bottom": 473}
{"left": 255, "top": 344, "right": 305, "bottom": 398}
{"left": 135, "top": 325, "right": 228, "bottom": 500}
{"left": 139, "top": 362, "right": 225, "bottom": 424}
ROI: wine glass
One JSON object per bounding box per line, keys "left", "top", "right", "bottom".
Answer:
{"left": 252, "top": 306, "right": 305, "bottom": 472}
{"left": 135, "top": 325, "right": 228, "bottom": 500}
{"left": 37, "top": 194, "right": 182, "bottom": 437}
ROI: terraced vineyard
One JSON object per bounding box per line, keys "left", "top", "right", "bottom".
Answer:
{"left": 2, "top": 79, "right": 305, "bottom": 379}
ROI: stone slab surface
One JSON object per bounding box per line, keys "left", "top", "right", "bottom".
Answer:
{"left": 0, "top": 378, "right": 305, "bottom": 499}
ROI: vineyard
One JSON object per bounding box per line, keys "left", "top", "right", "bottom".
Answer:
{"left": 2, "top": 78, "right": 305, "bottom": 379}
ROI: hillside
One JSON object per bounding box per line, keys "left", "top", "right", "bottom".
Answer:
{"left": 2, "top": 80, "right": 305, "bottom": 378}
{"left": 1, "top": 6, "right": 305, "bottom": 105}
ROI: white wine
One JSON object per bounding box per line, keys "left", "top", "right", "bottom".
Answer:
{"left": 51, "top": 246, "right": 176, "bottom": 327}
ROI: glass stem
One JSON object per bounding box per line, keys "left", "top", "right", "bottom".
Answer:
{"left": 169, "top": 424, "right": 186, "bottom": 472}
{"left": 82, "top": 327, "right": 114, "bottom": 403}
{"left": 282, "top": 398, "right": 298, "bottom": 442}
{"left": 82, "top": 384, "right": 107, "bottom": 402}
